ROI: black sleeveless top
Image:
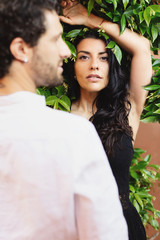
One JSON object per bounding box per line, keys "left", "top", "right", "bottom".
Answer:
{"left": 108, "top": 133, "right": 147, "bottom": 240}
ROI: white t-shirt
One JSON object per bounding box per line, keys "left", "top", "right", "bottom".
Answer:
{"left": 0, "top": 91, "right": 128, "bottom": 240}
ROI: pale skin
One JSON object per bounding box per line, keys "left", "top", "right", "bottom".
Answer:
{"left": 60, "top": 0, "right": 152, "bottom": 143}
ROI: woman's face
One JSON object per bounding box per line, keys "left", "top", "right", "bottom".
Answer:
{"left": 74, "top": 38, "right": 109, "bottom": 93}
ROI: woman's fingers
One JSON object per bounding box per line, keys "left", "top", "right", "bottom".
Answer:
{"left": 60, "top": 0, "right": 89, "bottom": 26}
{"left": 59, "top": 15, "right": 73, "bottom": 25}
{"left": 61, "top": 1, "right": 67, "bottom": 8}
{"left": 61, "top": 0, "right": 79, "bottom": 9}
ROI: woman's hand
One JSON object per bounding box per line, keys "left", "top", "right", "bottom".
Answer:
{"left": 60, "top": 0, "right": 92, "bottom": 26}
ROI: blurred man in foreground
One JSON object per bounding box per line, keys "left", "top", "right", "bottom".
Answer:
{"left": 0, "top": 0, "right": 128, "bottom": 239}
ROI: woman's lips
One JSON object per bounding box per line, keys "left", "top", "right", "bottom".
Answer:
{"left": 86, "top": 74, "right": 102, "bottom": 82}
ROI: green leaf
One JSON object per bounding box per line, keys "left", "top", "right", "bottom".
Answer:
{"left": 65, "top": 41, "right": 76, "bottom": 57}
{"left": 152, "top": 59, "right": 160, "bottom": 67}
{"left": 105, "top": 0, "right": 112, "bottom": 3}
{"left": 143, "top": 213, "right": 149, "bottom": 225}
{"left": 130, "top": 170, "right": 139, "bottom": 180}
{"left": 95, "top": 0, "right": 102, "bottom": 5}
{"left": 58, "top": 98, "right": 71, "bottom": 112}
{"left": 149, "top": 164, "right": 160, "bottom": 171}
{"left": 53, "top": 100, "right": 59, "bottom": 109}
{"left": 133, "top": 199, "right": 140, "bottom": 212}
{"left": 106, "top": 41, "right": 116, "bottom": 49}
{"left": 155, "top": 70, "right": 160, "bottom": 77}
{"left": 152, "top": 77, "right": 159, "bottom": 84}
{"left": 99, "top": 32, "right": 109, "bottom": 41}
{"left": 66, "top": 29, "right": 81, "bottom": 38}
{"left": 112, "top": 45, "right": 122, "bottom": 64}
{"left": 139, "top": 24, "right": 146, "bottom": 35}
{"left": 144, "top": 154, "right": 151, "bottom": 163}
{"left": 154, "top": 108, "right": 160, "bottom": 114}
{"left": 132, "top": 5, "right": 142, "bottom": 14}
{"left": 56, "top": 85, "right": 66, "bottom": 97}
{"left": 146, "top": 205, "right": 155, "bottom": 212}
{"left": 51, "top": 87, "right": 58, "bottom": 95}
{"left": 46, "top": 96, "right": 58, "bottom": 106}
{"left": 120, "top": 14, "right": 126, "bottom": 34}
{"left": 88, "top": 0, "right": 95, "bottom": 15}
{"left": 156, "top": 172, "right": 160, "bottom": 179}
{"left": 122, "top": 0, "right": 129, "bottom": 10}
{"left": 143, "top": 169, "right": 155, "bottom": 179}
{"left": 36, "top": 87, "right": 51, "bottom": 98}
{"left": 129, "top": 185, "right": 135, "bottom": 193}
{"left": 131, "top": 158, "right": 138, "bottom": 165}
{"left": 150, "top": 5, "right": 160, "bottom": 13}
{"left": 124, "top": 6, "right": 133, "bottom": 16}
{"left": 144, "top": 103, "right": 157, "bottom": 112}
{"left": 139, "top": 11, "right": 144, "bottom": 23}
{"left": 134, "top": 148, "right": 146, "bottom": 154}
{"left": 37, "top": 88, "right": 45, "bottom": 97}
{"left": 136, "top": 192, "right": 150, "bottom": 198}
{"left": 106, "top": 12, "right": 113, "bottom": 19}
{"left": 156, "top": 103, "right": 160, "bottom": 108}
{"left": 144, "top": 85, "right": 160, "bottom": 91}
{"left": 113, "top": 15, "right": 120, "bottom": 22}
{"left": 141, "top": 116, "right": 157, "bottom": 123}
{"left": 36, "top": 88, "right": 42, "bottom": 95}
{"left": 131, "top": 161, "right": 148, "bottom": 170}
{"left": 112, "top": 0, "right": 118, "bottom": 10}
{"left": 61, "top": 95, "right": 71, "bottom": 108}
{"left": 151, "top": 25, "right": 158, "bottom": 42}
{"left": 150, "top": 216, "right": 159, "bottom": 231}
{"left": 155, "top": 211, "right": 160, "bottom": 218}
{"left": 134, "top": 193, "right": 144, "bottom": 209}
{"left": 144, "top": 7, "right": 151, "bottom": 26}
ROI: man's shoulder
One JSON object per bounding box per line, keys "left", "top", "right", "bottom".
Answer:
{"left": 44, "top": 106, "right": 94, "bottom": 131}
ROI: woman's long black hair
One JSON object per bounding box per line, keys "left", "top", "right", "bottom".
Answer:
{"left": 63, "top": 29, "right": 133, "bottom": 156}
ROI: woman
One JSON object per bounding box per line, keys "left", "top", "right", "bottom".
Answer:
{"left": 60, "top": 1, "right": 152, "bottom": 239}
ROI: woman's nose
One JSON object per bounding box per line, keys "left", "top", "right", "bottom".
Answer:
{"left": 90, "top": 58, "right": 99, "bottom": 70}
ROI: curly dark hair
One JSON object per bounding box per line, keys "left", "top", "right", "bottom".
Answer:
{"left": 0, "top": 0, "right": 60, "bottom": 78}
{"left": 63, "top": 29, "right": 133, "bottom": 156}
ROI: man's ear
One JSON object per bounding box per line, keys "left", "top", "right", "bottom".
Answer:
{"left": 10, "top": 38, "right": 30, "bottom": 63}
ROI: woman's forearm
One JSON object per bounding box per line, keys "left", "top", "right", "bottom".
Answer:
{"left": 87, "top": 14, "right": 150, "bottom": 56}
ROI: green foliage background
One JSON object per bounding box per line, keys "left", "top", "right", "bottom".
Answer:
{"left": 37, "top": 0, "right": 160, "bottom": 234}
{"left": 130, "top": 149, "right": 160, "bottom": 232}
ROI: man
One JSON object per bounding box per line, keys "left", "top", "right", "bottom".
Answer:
{"left": 0, "top": 0, "right": 128, "bottom": 239}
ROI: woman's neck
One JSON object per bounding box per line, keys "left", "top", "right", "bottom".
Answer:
{"left": 71, "top": 89, "right": 97, "bottom": 120}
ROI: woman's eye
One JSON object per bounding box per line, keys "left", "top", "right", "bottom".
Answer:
{"left": 79, "top": 55, "right": 89, "bottom": 60}
{"left": 100, "top": 56, "right": 109, "bottom": 61}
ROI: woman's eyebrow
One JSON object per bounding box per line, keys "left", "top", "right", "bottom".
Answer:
{"left": 77, "top": 51, "right": 108, "bottom": 55}
{"left": 99, "top": 51, "right": 108, "bottom": 55}
{"left": 77, "top": 51, "right": 90, "bottom": 55}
